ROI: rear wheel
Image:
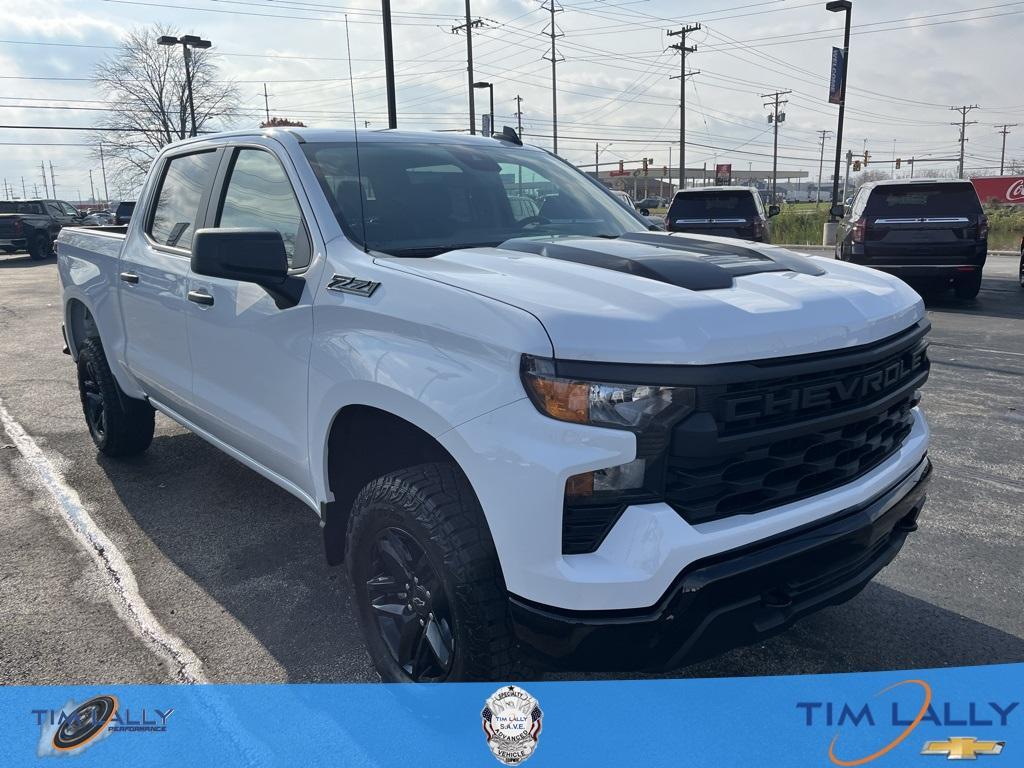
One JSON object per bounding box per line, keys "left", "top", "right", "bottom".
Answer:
{"left": 345, "top": 462, "right": 518, "bottom": 682}
{"left": 77, "top": 338, "right": 155, "bottom": 456}
{"left": 953, "top": 270, "right": 982, "bottom": 299}
{"left": 27, "top": 234, "right": 50, "bottom": 260}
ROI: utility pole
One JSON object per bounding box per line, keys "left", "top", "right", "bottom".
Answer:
{"left": 843, "top": 149, "right": 852, "bottom": 202}
{"left": 513, "top": 94, "right": 524, "bottom": 137}
{"left": 2, "top": 178, "right": 7, "bottom": 201}
{"left": 542, "top": 0, "right": 564, "bottom": 154}
{"left": 263, "top": 83, "right": 271, "bottom": 124}
{"left": 21, "top": 176, "right": 26, "bottom": 199}
{"left": 816, "top": 130, "right": 832, "bottom": 205}
{"left": 99, "top": 143, "right": 110, "bottom": 207}
{"left": 381, "top": 0, "right": 398, "bottom": 129}
{"left": 668, "top": 23, "right": 700, "bottom": 189}
{"left": 89, "top": 169, "right": 96, "bottom": 203}
{"left": 762, "top": 90, "right": 791, "bottom": 204}
{"left": 451, "top": 6, "right": 484, "bottom": 135}
{"left": 996, "top": 124, "right": 1018, "bottom": 175}
{"left": 49, "top": 162, "right": 57, "bottom": 200}
{"left": 40, "top": 162, "right": 49, "bottom": 198}
{"left": 950, "top": 105, "right": 980, "bottom": 179}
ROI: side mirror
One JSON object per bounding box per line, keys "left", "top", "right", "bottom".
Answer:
{"left": 191, "top": 228, "right": 303, "bottom": 309}
{"left": 768, "top": 204, "right": 781, "bottom": 217}
{"left": 830, "top": 203, "right": 846, "bottom": 219}
{"left": 640, "top": 208, "right": 651, "bottom": 217}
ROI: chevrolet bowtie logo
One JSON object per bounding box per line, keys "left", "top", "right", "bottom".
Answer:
{"left": 922, "top": 737, "right": 1005, "bottom": 760}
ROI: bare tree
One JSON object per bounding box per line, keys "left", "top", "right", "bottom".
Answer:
{"left": 92, "top": 25, "right": 239, "bottom": 192}
{"left": 260, "top": 116, "right": 307, "bottom": 128}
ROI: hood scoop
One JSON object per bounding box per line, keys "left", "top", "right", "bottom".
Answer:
{"left": 499, "top": 232, "right": 824, "bottom": 292}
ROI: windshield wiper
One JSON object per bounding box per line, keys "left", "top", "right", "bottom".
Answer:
{"left": 389, "top": 242, "right": 500, "bottom": 258}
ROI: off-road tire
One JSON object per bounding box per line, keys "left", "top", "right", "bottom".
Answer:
{"left": 77, "top": 338, "right": 155, "bottom": 456}
{"left": 953, "top": 270, "right": 982, "bottom": 299}
{"left": 27, "top": 234, "right": 51, "bottom": 260}
{"left": 345, "top": 462, "right": 519, "bottom": 682}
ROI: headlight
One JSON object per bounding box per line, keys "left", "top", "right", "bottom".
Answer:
{"left": 520, "top": 355, "right": 694, "bottom": 431}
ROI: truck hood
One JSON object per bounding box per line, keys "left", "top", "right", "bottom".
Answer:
{"left": 377, "top": 233, "right": 925, "bottom": 365}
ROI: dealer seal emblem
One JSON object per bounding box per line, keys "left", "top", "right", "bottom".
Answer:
{"left": 482, "top": 685, "right": 543, "bottom": 765}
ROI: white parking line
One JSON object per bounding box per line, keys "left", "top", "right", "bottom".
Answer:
{"left": 0, "top": 397, "right": 206, "bottom": 684}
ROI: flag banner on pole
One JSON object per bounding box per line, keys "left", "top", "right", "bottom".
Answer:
{"left": 829, "top": 47, "right": 845, "bottom": 105}
{"left": 2, "top": 663, "right": 1021, "bottom": 766}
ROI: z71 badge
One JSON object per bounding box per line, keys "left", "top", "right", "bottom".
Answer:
{"left": 482, "top": 686, "right": 543, "bottom": 765}
{"left": 326, "top": 274, "right": 380, "bottom": 297}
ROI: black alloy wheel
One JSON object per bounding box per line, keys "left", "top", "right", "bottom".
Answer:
{"left": 364, "top": 526, "right": 455, "bottom": 682}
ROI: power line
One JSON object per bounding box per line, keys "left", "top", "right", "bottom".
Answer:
{"left": 668, "top": 23, "right": 701, "bottom": 188}
{"left": 762, "top": 89, "right": 791, "bottom": 202}
{"left": 995, "top": 123, "right": 1018, "bottom": 174}
{"left": 950, "top": 105, "right": 981, "bottom": 178}
{"left": 541, "top": 0, "right": 564, "bottom": 154}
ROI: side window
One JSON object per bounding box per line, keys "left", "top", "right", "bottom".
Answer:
{"left": 149, "top": 150, "right": 219, "bottom": 251}
{"left": 217, "top": 148, "right": 309, "bottom": 269}
{"left": 59, "top": 202, "right": 79, "bottom": 217}
{"left": 46, "top": 203, "right": 63, "bottom": 218}
{"left": 852, "top": 189, "right": 869, "bottom": 219}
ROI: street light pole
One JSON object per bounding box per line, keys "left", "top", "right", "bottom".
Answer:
{"left": 473, "top": 81, "right": 494, "bottom": 135}
{"left": 382, "top": 0, "right": 398, "bottom": 129}
{"left": 158, "top": 34, "right": 212, "bottom": 138}
{"left": 826, "top": 1, "right": 851, "bottom": 219}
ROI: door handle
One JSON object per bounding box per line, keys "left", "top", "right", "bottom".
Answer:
{"left": 187, "top": 290, "right": 214, "bottom": 306}
{"left": 119, "top": 271, "right": 139, "bottom": 284}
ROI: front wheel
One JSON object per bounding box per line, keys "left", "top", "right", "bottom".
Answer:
{"left": 77, "top": 338, "right": 155, "bottom": 456}
{"left": 345, "top": 462, "right": 518, "bottom": 682}
{"left": 953, "top": 270, "right": 982, "bottom": 299}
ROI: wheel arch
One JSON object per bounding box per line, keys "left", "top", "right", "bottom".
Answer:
{"left": 321, "top": 404, "right": 487, "bottom": 566}
{"left": 65, "top": 297, "right": 99, "bottom": 359}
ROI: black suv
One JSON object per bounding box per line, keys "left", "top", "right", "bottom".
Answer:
{"left": 835, "top": 179, "right": 987, "bottom": 299}
{"left": 665, "top": 186, "right": 778, "bottom": 242}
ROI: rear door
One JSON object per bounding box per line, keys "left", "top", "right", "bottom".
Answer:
{"left": 185, "top": 141, "right": 319, "bottom": 492}
{"left": 861, "top": 182, "right": 984, "bottom": 263}
{"left": 120, "top": 147, "right": 221, "bottom": 414}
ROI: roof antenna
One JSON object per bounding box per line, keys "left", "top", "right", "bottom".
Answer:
{"left": 345, "top": 15, "right": 370, "bottom": 254}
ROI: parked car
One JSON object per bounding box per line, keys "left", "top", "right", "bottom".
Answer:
{"left": 113, "top": 200, "right": 136, "bottom": 226}
{"left": 635, "top": 196, "right": 667, "bottom": 210}
{"left": 834, "top": 179, "right": 987, "bottom": 299}
{"left": 665, "top": 186, "right": 778, "bottom": 242}
{"left": 57, "top": 128, "right": 931, "bottom": 682}
{"left": 83, "top": 210, "right": 115, "bottom": 226}
{"left": 610, "top": 190, "right": 634, "bottom": 211}
{"left": 0, "top": 199, "right": 84, "bottom": 259}
{"left": 1018, "top": 234, "right": 1023, "bottom": 288}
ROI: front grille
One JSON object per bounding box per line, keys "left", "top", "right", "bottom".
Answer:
{"left": 558, "top": 322, "right": 930, "bottom": 554}
{"left": 665, "top": 398, "right": 916, "bottom": 525}
{"left": 665, "top": 325, "right": 929, "bottom": 526}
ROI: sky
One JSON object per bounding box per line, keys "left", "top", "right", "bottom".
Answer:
{"left": 0, "top": 0, "right": 1022, "bottom": 203}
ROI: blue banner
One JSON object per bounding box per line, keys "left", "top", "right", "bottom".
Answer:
{"left": 1, "top": 663, "right": 1021, "bottom": 766}
{"left": 830, "top": 46, "right": 846, "bottom": 104}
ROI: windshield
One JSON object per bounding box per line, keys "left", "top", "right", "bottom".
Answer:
{"left": 669, "top": 190, "right": 759, "bottom": 220}
{"left": 301, "top": 141, "right": 647, "bottom": 256}
{"left": 864, "top": 183, "right": 982, "bottom": 217}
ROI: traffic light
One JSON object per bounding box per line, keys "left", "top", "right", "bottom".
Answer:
{"left": 863, "top": 151, "right": 870, "bottom": 167}
{"left": 642, "top": 158, "right": 649, "bottom": 175}
{"left": 853, "top": 160, "right": 862, "bottom": 171}
{"left": 618, "top": 160, "right": 624, "bottom": 174}
{"left": 895, "top": 158, "right": 901, "bottom": 169}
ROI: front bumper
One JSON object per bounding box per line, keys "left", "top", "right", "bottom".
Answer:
{"left": 509, "top": 455, "right": 931, "bottom": 671}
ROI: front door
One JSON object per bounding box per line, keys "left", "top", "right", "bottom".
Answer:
{"left": 185, "top": 143, "right": 319, "bottom": 493}
{"left": 119, "top": 148, "right": 220, "bottom": 415}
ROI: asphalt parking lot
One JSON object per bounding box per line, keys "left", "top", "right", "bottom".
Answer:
{"left": 1, "top": 251, "right": 1022, "bottom": 685}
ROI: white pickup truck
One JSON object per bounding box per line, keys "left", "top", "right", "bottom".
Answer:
{"left": 57, "top": 127, "right": 932, "bottom": 682}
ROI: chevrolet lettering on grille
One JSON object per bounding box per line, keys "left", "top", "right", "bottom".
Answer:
{"left": 722, "top": 346, "right": 928, "bottom": 423}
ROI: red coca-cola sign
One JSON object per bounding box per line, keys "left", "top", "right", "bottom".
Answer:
{"left": 971, "top": 176, "right": 1024, "bottom": 205}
